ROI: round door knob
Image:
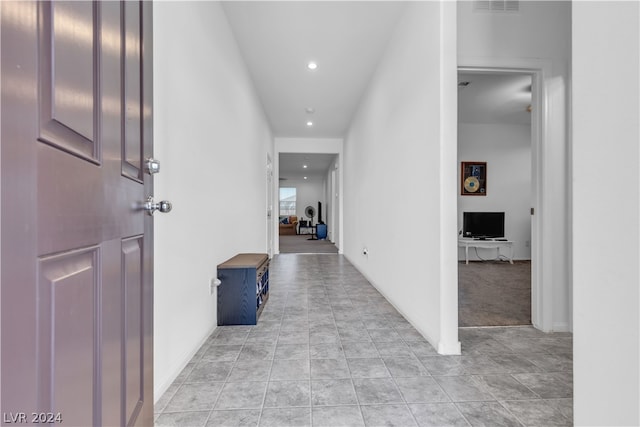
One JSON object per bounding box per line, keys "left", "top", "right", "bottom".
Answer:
{"left": 144, "top": 196, "right": 172, "bottom": 215}
{"left": 157, "top": 200, "right": 172, "bottom": 213}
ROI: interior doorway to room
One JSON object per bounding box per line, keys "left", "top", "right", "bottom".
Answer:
{"left": 457, "top": 70, "right": 535, "bottom": 327}
{"left": 277, "top": 153, "right": 338, "bottom": 254}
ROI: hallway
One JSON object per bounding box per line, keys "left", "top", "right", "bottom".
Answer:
{"left": 154, "top": 254, "right": 573, "bottom": 426}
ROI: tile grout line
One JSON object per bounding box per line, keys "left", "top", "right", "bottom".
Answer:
{"left": 202, "top": 329, "right": 251, "bottom": 426}
{"left": 390, "top": 332, "right": 435, "bottom": 427}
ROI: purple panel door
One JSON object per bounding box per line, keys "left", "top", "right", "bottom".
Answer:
{"left": 1, "top": 1, "right": 154, "bottom": 426}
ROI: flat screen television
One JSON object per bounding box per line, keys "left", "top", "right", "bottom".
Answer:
{"left": 463, "top": 212, "right": 505, "bottom": 238}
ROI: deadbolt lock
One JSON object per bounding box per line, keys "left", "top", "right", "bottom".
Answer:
{"left": 145, "top": 157, "right": 161, "bottom": 175}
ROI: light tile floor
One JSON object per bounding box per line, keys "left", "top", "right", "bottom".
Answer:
{"left": 155, "top": 254, "right": 573, "bottom": 426}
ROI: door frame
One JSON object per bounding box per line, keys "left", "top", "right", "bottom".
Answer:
{"left": 273, "top": 138, "right": 344, "bottom": 255}
{"left": 330, "top": 167, "right": 337, "bottom": 243}
{"left": 266, "top": 153, "right": 274, "bottom": 258}
{"left": 458, "top": 61, "right": 550, "bottom": 331}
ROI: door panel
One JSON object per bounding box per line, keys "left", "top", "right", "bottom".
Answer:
{"left": 39, "top": 1, "right": 98, "bottom": 163}
{"left": 1, "top": 1, "right": 154, "bottom": 425}
{"left": 38, "top": 247, "right": 98, "bottom": 426}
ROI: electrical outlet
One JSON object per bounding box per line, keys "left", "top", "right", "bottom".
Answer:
{"left": 363, "top": 247, "right": 368, "bottom": 255}
{"left": 525, "top": 240, "right": 530, "bottom": 248}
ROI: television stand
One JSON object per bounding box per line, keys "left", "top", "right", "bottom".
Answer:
{"left": 458, "top": 237, "right": 514, "bottom": 264}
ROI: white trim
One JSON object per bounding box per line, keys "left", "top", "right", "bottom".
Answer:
{"left": 458, "top": 57, "right": 553, "bottom": 332}
{"left": 266, "top": 152, "right": 274, "bottom": 258}
{"left": 439, "top": 1, "right": 461, "bottom": 355}
{"left": 330, "top": 168, "right": 337, "bottom": 244}
{"left": 438, "top": 340, "right": 462, "bottom": 355}
{"left": 552, "top": 322, "right": 571, "bottom": 333}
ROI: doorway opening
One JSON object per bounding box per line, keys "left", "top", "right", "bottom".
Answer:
{"left": 457, "top": 69, "right": 536, "bottom": 327}
{"left": 277, "top": 152, "right": 339, "bottom": 254}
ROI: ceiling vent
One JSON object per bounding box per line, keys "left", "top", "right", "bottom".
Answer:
{"left": 474, "top": 0, "right": 519, "bottom": 13}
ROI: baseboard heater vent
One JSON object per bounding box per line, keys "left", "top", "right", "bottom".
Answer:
{"left": 474, "top": 0, "right": 520, "bottom": 13}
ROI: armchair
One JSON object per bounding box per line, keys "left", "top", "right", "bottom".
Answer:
{"left": 279, "top": 215, "right": 298, "bottom": 235}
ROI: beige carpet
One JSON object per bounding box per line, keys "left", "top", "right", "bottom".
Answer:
{"left": 458, "top": 260, "right": 531, "bottom": 327}
{"left": 279, "top": 234, "right": 338, "bottom": 254}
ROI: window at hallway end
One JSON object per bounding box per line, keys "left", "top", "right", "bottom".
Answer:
{"left": 279, "top": 187, "right": 296, "bottom": 217}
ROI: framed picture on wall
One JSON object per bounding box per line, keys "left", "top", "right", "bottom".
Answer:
{"left": 461, "top": 161, "right": 487, "bottom": 196}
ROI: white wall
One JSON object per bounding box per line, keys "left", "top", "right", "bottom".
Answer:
{"left": 458, "top": 0, "right": 571, "bottom": 332}
{"left": 458, "top": 123, "right": 531, "bottom": 260}
{"left": 279, "top": 179, "right": 324, "bottom": 222}
{"left": 343, "top": 2, "right": 460, "bottom": 354}
{"left": 573, "top": 2, "right": 640, "bottom": 425}
{"left": 153, "top": 2, "right": 273, "bottom": 400}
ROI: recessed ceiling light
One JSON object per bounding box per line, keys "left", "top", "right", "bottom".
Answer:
{"left": 304, "top": 176, "right": 308, "bottom": 180}
{"left": 306, "top": 121, "right": 313, "bottom": 127}
{"left": 305, "top": 107, "right": 315, "bottom": 114}
{"left": 307, "top": 62, "right": 318, "bottom": 70}
{"left": 303, "top": 165, "right": 308, "bottom": 169}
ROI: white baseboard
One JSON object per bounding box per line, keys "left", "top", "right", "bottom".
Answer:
{"left": 457, "top": 257, "right": 532, "bottom": 262}
{"left": 552, "top": 321, "right": 572, "bottom": 332}
{"left": 343, "top": 254, "right": 446, "bottom": 354}
{"left": 533, "top": 321, "right": 572, "bottom": 333}
{"left": 438, "top": 340, "right": 462, "bottom": 355}
{"left": 154, "top": 324, "right": 217, "bottom": 404}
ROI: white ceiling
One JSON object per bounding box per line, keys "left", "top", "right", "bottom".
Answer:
{"left": 458, "top": 72, "right": 532, "bottom": 125}
{"left": 222, "top": 1, "right": 407, "bottom": 139}
{"left": 279, "top": 153, "right": 336, "bottom": 182}
{"left": 222, "top": 4, "right": 531, "bottom": 178}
